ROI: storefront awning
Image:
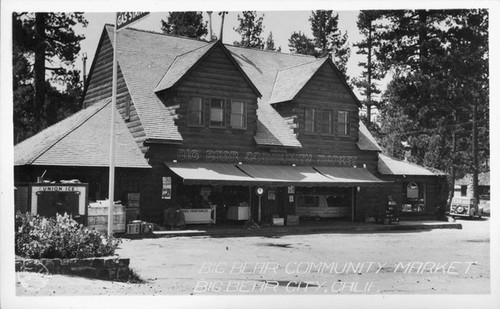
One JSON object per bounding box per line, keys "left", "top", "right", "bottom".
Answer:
{"left": 165, "top": 162, "right": 256, "bottom": 185}
{"left": 314, "top": 166, "right": 388, "bottom": 186}
{"left": 237, "top": 164, "right": 334, "bottom": 186}
{"left": 166, "top": 162, "right": 389, "bottom": 187}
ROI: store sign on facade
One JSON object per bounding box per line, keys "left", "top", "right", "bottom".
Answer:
{"left": 176, "top": 149, "right": 357, "bottom": 167}
{"left": 407, "top": 182, "right": 419, "bottom": 199}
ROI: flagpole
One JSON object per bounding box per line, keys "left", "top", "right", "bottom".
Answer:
{"left": 107, "top": 12, "right": 149, "bottom": 237}
{"left": 108, "top": 15, "right": 118, "bottom": 237}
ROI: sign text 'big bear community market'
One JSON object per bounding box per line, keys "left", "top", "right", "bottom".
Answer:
{"left": 177, "top": 149, "right": 357, "bottom": 166}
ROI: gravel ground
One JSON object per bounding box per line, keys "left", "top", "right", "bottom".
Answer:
{"left": 15, "top": 218, "right": 491, "bottom": 298}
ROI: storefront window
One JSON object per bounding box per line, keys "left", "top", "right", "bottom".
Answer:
{"left": 297, "top": 195, "right": 320, "bottom": 207}
{"left": 401, "top": 182, "right": 425, "bottom": 212}
{"left": 325, "top": 194, "right": 350, "bottom": 208}
{"left": 230, "top": 100, "right": 246, "bottom": 129}
{"left": 297, "top": 188, "right": 350, "bottom": 208}
{"left": 187, "top": 97, "right": 204, "bottom": 126}
{"left": 210, "top": 98, "right": 225, "bottom": 127}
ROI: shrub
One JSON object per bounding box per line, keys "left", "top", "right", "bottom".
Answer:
{"left": 15, "top": 212, "right": 121, "bottom": 259}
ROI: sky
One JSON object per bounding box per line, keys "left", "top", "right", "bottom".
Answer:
{"left": 75, "top": 11, "right": 367, "bottom": 92}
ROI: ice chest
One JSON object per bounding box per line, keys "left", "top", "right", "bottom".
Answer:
{"left": 272, "top": 218, "right": 284, "bottom": 226}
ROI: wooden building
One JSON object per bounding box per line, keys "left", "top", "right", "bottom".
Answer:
{"left": 14, "top": 25, "right": 447, "bottom": 225}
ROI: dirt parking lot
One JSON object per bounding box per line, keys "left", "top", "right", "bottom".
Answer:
{"left": 15, "top": 218, "right": 491, "bottom": 298}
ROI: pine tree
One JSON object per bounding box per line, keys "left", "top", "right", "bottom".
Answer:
{"left": 265, "top": 32, "right": 281, "bottom": 51}
{"left": 352, "top": 10, "right": 386, "bottom": 124}
{"left": 12, "top": 12, "right": 87, "bottom": 143}
{"left": 161, "top": 11, "right": 208, "bottom": 39}
{"left": 373, "top": 9, "right": 489, "bottom": 200}
{"left": 309, "top": 10, "right": 350, "bottom": 77}
{"left": 288, "top": 31, "right": 317, "bottom": 56}
{"left": 288, "top": 10, "right": 351, "bottom": 80}
{"left": 233, "top": 11, "right": 265, "bottom": 49}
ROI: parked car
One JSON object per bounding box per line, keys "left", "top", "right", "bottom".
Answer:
{"left": 450, "top": 196, "right": 482, "bottom": 219}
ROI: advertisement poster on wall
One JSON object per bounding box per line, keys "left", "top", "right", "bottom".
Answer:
{"left": 162, "top": 177, "right": 171, "bottom": 199}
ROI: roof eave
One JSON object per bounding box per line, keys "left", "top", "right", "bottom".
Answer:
{"left": 144, "top": 138, "right": 183, "bottom": 145}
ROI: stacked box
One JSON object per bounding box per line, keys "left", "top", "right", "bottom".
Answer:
{"left": 126, "top": 223, "right": 140, "bottom": 234}
{"left": 286, "top": 215, "right": 299, "bottom": 226}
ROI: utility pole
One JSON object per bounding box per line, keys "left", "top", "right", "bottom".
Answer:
{"left": 366, "top": 21, "right": 372, "bottom": 124}
{"left": 218, "top": 11, "right": 228, "bottom": 42}
{"left": 472, "top": 96, "right": 479, "bottom": 202}
{"left": 108, "top": 12, "right": 150, "bottom": 237}
{"left": 207, "top": 11, "right": 213, "bottom": 41}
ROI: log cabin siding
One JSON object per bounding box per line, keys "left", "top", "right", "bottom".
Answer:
{"left": 273, "top": 63, "right": 379, "bottom": 171}
{"left": 294, "top": 63, "right": 360, "bottom": 142}
{"left": 157, "top": 45, "right": 259, "bottom": 153}
{"left": 83, "top": 32, "right": 149, "bottom": 154}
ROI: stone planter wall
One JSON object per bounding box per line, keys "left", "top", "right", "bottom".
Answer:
{"left": 15, "top": 256, "right": 131, "bottom": 281}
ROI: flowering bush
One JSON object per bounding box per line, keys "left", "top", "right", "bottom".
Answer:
{"left": 15, "top": 212, "right": 121, "bottom": 259}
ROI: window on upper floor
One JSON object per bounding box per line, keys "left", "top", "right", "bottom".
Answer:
{"left": 210, "top": 98, "right": 225, "bottom": 128}
{"left": 337, "top": 111, "right": 350, "bottom": 136}
{"left": 304, "top": 108, "right": 317, "bottom": 134}
{"left": 230, "top": 100, "right": 246, "bottom": 129}
{"left": 187, "top": 97, "right": 204, "bottom": 126}
{"left": 321, "top": 109, "right": 334, "bottom": 135}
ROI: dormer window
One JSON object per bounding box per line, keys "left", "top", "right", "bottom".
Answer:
{"left": 304, "top": 108, "right": 317, "bottom": 134}
{"left": 230, "top": 100, "right": 246, "bottom": 129}
{"left": 338, "top": 111, "right": 350, "bottom": 136}
{"left": 187, "top": 97, "right": 204, "bottom": 126}
{"left": 210, "top": 98, "right": 225, "bottom": 128}
{"left": 321, "top": 109, "right": 334, "bottom": 135}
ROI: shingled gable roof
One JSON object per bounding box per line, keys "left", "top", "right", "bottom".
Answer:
{"left": 455, "top": 172, "right": 490, "bottom": 186}
{"left": 105, "top": 25, "right": 206, "bottom": 143}
{"left": 102, "top": 26, "right": 364, "bottom": 149}
{"left": 254, "top": 103, "right": 301, "bottom": 147}
{"left": 268, "top": 58, "right": 327, "bottom": 104}
{"left": 103, "top": 26, "right": 300, "bottom": 147}
{"left": 154, "top": 40, "right": 261, "bottom": 97}
{"left": 14, "top": 99, "right": 150, "bottom": 168}
{"left": 357, "top": 121, "right": 382, "bottom": 152}
{"left": 377, "top": 154, "right": 437, "bottom": 176}
{"left": 267, "top": 57, "right": 362, "bottom": 108}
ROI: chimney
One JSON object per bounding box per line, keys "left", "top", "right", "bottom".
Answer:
{"left": 82, "top": 52, "right": 88, "bottom": 85}
{"left": 401, "top": 141, "right": 411, "bottom": 162}
{"left": 207, "top": 11, "right": 213, "bottom": 41}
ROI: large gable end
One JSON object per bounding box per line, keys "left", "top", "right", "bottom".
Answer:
{"left": 154, "top": 40, "right": 261, "bottom": 98}
{"left": 323, "top": 58, "right": 362, "bottom": 108}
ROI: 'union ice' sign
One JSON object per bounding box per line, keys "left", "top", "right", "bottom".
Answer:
{"left": 177, "top": 149, "right": 357, "bottom": 167}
